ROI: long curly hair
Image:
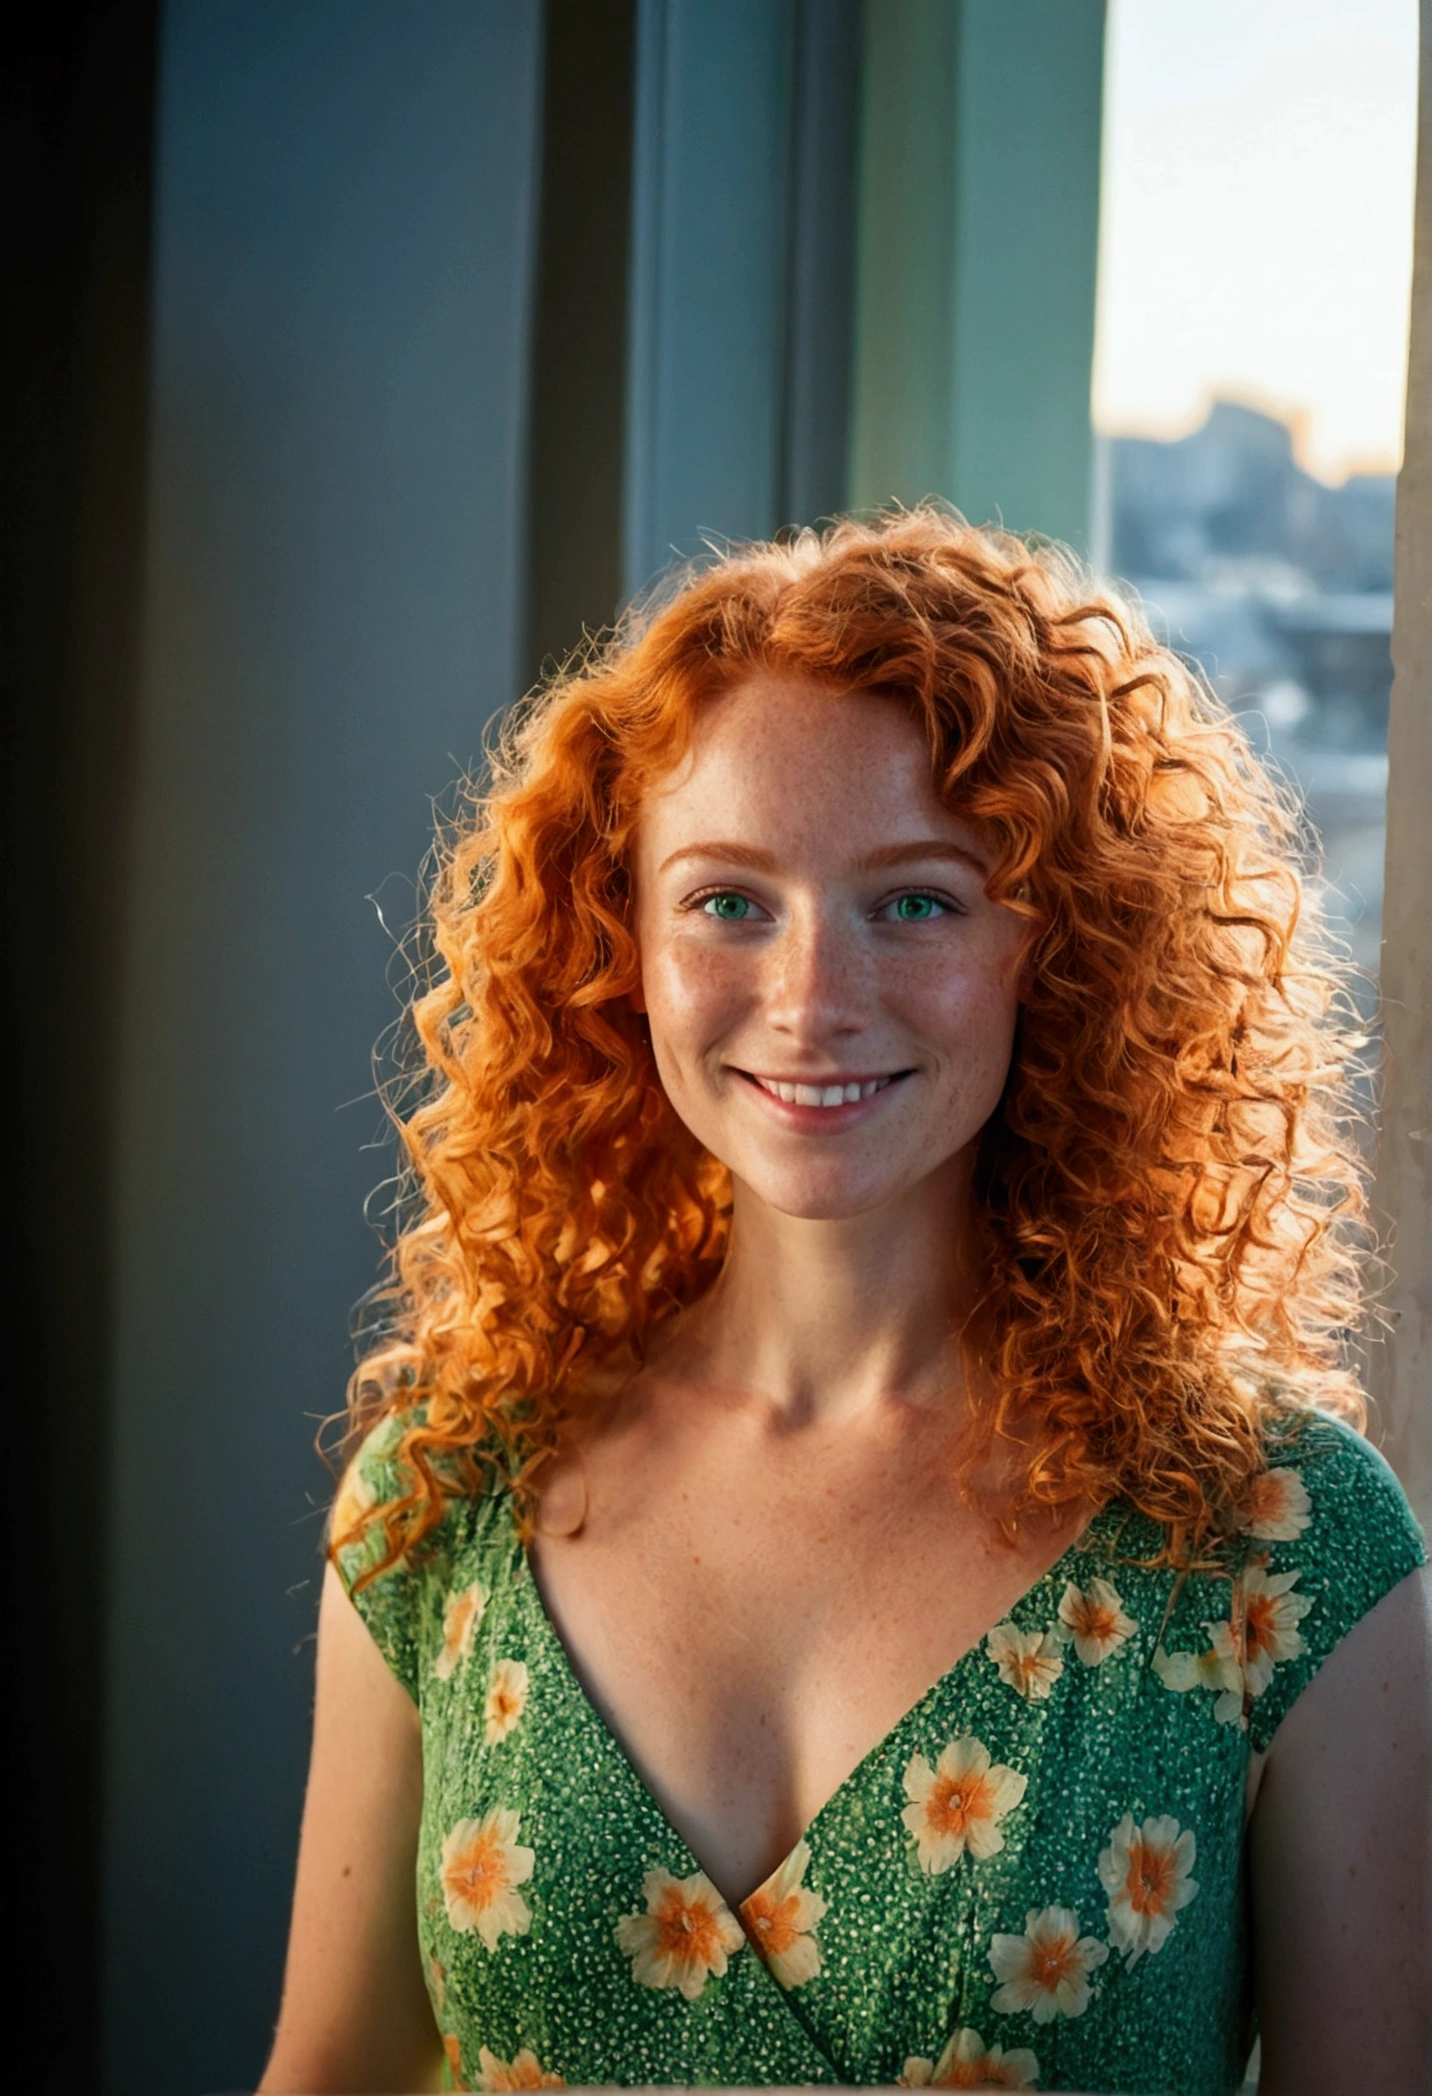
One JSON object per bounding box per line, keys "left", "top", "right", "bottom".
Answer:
{"left": 336, "top": 508, "right": 1371, "bottom": 1573}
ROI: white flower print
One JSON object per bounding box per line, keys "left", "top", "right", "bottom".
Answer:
{"left": 986, "top": 1622, "right": 1065, "bottom": 1701}
{"left": 902, "top": 1736, "right": 1028, "bottom": 1874}
{"left": 615, "top": 1866, "right": 746, "bottom": 2000}
{"left": 435, "top": 1581, "right": 486, "bottom": 1681}
{"left": 900, "top": 2026, "right": 1040, "bottom": 2087}
{"left": 484, "top": 1657, "right": 530, "bottom": 1743}
{"left": 1153, "top": 1561, "right": 1311, "bottom": 1726}
{"left": 1236, "top": 1564, "right": 1312, "bottom": 1696}
{"left": 1239, "top": 1464, "right": 1311, "bottom": 1541}
{"left": 1098, "top": 1812, "right": 1199, "bottom": 1964}
{"left": 475, "top": 2045, "right": 565, "bottom": 2088}
{"left": 739, "top": 1839, "right": 827, "bottom": 1988}
{"left": 1057, "top": 1577, "right": 1135, "bottom": 1666}
{"left": 329, "top": 1462, "right": 377, "bottom": 1551}
{"left": 989, "top": 1905, "right": 1109, "bottom": 2023}
{"left": 1153, "top": 1622, "right": 1246, "bottom": 1727}
{"left": 439, "top": 1807, "right": 534, "bottom": 1950}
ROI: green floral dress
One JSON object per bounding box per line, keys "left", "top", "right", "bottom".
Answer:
{"left": 334, "top": 1412, "right": 1424, "bottom": 2095}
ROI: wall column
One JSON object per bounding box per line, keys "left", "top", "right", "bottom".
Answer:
{"left": 850, "top": 0, "right": 1106, "bottom": 550}
{"left": 1372, "top": 0, "right": 1432, "bottom": 1529}
{"left": 622, "top": 0, "right": 861, "bottom": 594}
{"left": 101, "top": 6, "right": 542, "bottom": 2089}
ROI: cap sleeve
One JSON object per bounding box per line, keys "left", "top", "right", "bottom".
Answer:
{"left": 329, "top": 1411, "right": 448, "bottom": 1701}
{"left": 1245, "top": 1412, "right": 1427, "bottom": 1753}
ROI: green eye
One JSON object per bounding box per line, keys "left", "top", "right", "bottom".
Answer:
{"left": 703, "top": 892, "right": 753, "bottom": 921}
{"left": 892, "top": 893, "right": 941, "bottom": 921}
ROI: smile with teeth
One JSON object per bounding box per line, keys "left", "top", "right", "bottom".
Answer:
{"left": 751, "top": 1074, "right": 898, "bottom": 1108}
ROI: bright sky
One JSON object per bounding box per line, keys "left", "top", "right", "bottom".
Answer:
{"left": 1093, "top": 0, "right": 1419, "bottom": 483}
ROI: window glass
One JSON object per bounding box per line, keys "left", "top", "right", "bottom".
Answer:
{"left": 1092, "top": 0, "right": 1417, "bottom": 986}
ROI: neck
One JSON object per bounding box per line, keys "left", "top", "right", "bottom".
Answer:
{"left": 664, "top": 1153, "right": 986, "bottom": 1431}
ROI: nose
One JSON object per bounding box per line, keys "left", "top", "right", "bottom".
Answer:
{"left": 761, "top": 899, "right": 868, "bottom": 1044}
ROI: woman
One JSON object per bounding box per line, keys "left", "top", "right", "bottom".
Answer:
{"left": 261, "top": 512, "right": 1428, "bottom": 2096}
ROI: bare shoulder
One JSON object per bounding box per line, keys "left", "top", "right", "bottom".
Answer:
{"left": 1248, "top": 1560, "right": 1430, "bottom": 2095}
{"left": 258, "top": 1563, "right": 441, "bottom": 2094}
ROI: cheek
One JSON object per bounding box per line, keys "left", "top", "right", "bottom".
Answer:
{"left": 910, "top": 959, "right": 1020, "bottom": 1078}
{"left": 641, "top": 935, "right": 746, "bottom": 1055}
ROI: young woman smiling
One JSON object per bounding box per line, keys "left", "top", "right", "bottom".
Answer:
{"left": 261, "top": 512, "right": 1429, "bottom": 2096}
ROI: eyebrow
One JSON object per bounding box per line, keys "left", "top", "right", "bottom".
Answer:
{"left": 657, "top": 839, "right": 991, "bottom": 877}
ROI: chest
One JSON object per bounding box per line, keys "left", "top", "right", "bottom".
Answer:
{"left": 528, "top": 1431, "right": 1092, "bottom": 1902}
{"left": 411, "top": 1496, "right": 1254, "bottom": 2096}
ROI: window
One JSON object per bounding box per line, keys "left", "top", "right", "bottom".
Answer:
{"left": 1092, "top": 0, "right": 1417, "bottom": 986}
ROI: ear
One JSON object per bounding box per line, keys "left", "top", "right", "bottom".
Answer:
{"left": 628, "top": 975, "right": 647, "bottom": 1015}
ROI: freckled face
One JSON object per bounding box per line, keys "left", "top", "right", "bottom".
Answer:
{"left": 631, "top": 676, "right": 1029, "bottom": 1223}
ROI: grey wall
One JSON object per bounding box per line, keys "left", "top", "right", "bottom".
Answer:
{"left": 947, "top": 0, "right": 1106, "bottom": 547}
{"left": 625, "top": 0, "right": 796, "bottom": 584}
{"left": 850, "top": 0, "right": 1106, "bottom": 549}
{"left": 1374, "top": 0, "right": 1432, "bottom": 1527}
{"left": 95, "top": 6, "right": 1108, "bottom": 2087}
{"left": 100, "top": 5, "right": 542, "bottom": 2090}
{"left": 623, "top": 0, "right": 861, "bottom": 589}
{"left": 848, "top": 0, "right": 961, "bottom": 516}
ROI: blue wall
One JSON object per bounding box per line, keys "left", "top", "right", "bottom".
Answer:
{"left": 624, "top": 0, "right": 861, "bottom": 589}
{"left": 850, "top": 0, "right": 1106, "bottom": 549}
{"left": 625, "top": 0, "right": 798, "bottom": 584}
{"left": 102, "top": 6, "right": 541, "bottom": 2089}
{"left": 99, "top": 6, "right": 1104, "bottom": 2087}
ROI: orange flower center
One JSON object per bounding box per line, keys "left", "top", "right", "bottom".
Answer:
{"left": 446, "top": 1831, "right": 509, "bottom": 1907}
{"left": 944, "top": 2057, "right": 998, "bottom": 2089}
{"left": 743, "top": 1890, "right": 802, "bottom": 1956}
{"left": 928, "top": 1770, "right": 995, "bottom": 1836}
{"left": 1124, "top": 1839, "right": 1176, "bottom": 1915}
{"left": 655, "top": 1889, "right": 723, "bottom": 1964}
{"left": 445, "top": 1597, "right": 476, "bottom": 1652}
{"left": 1075, "top": 1599, "right": 1117, "bottom": 1640}
{"left": 1031, "top": 1931, "right": 1079, "bottom": 1990}
{"left": 1247, "top": 1475, "right": 1280, "bottom": 1522}
{"left": 1009, "top": 1646, "right": 1053, "bottom": 1688}
{"left": 1244, "top": 1592, "right": 1279, "bottom": 1660}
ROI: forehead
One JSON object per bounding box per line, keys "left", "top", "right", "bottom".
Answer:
{"left": 638, "top": 673, "right": 977, "bottom": 847}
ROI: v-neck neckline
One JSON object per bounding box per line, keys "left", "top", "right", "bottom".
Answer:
{"left": 511, "top": 1494, "right": 1126, "bottom": 1911}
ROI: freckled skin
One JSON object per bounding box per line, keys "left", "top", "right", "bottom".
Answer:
{"left": 631, "top": 676, "right": 1028, "bottom": 1227}
{"left": 527, "top": 678, "right": 1084, "bottom": 1905}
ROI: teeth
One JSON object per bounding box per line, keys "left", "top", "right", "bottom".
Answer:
{"left": 760, "top": 1076, "right": 894, "bottom": 1107}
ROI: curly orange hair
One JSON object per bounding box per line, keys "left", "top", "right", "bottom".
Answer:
{"left": 338, "top": 508, "right": 1370, "bottom": 1571}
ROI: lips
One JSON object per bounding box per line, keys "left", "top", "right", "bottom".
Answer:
{"left": 747, "top": 1073, "right": 900, "bottom": 1108}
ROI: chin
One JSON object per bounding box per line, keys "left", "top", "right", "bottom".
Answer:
{"left": 733, "top": 1164, "right": 921, "bottom": 1224}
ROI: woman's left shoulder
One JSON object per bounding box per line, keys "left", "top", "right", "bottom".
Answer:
{"left": 1241, "top": 1407, "right": 1427, "bottom": 1750}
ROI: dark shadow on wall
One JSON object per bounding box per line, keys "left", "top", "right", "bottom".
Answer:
{"left": 98, "top": 7, "right": 543, "bottom": 2091}
{"left": 4, "top": 4, "right": 159, "bottom": 2086}
{"left": 524, "top": 0, "right": 637, "bottom": 686}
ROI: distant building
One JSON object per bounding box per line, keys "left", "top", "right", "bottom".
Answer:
{"left": 1105, "top": 399, "right": 1395, "bottom": 752}
{"left": 1110, "top": 399, "right": 1395, "bottom": 594}
{"left": 1102, "top": 398, "right": 1396, "bottom": 973}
